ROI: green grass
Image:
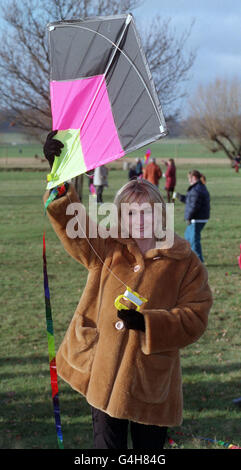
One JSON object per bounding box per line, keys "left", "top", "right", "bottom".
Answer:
{"left": 141, "top": 138, "right": 227, "bottom": 159}
{"left": 0, "top": 132, "right": 42, "bottom": 159}
{"left": 0, "top": 143, "right": 43, "bottom": 159}
{"left": 0, "top": 159, "right": 241, "bottom": 449}
{"left": 0, "top": 132, "right": 229, "bottom": 160}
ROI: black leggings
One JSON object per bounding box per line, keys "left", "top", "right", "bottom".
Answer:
{"left": 91, "top": 406, "right": 167, "bottom": 450}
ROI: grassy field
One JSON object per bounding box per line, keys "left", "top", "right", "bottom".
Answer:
{"left": 0, "top": 143, "right": 241, "bottom": 450}
{"left": 0, "top": 132, "right": 228, "bottom": 161}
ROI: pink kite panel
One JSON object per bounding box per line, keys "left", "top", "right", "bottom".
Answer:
{"left": 50, "top": 76, "right": 125, "bottom": 170}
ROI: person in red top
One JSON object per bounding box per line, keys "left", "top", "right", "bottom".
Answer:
{"left": 143, "top": 158, "right": 162, "bottom": 186}
{"left": 162, "top": 159, "right": 176, "bottom": 202}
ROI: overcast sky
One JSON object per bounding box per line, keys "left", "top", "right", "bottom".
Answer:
{"left": 134, "top": 0, "right": 241, "bottom": 107}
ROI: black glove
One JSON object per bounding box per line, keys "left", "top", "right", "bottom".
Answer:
{"left": 43, "top": 130, "right": 64, "bottom": 169}
{"left": 117, "top": 309, "right": 145, "bottom": 332}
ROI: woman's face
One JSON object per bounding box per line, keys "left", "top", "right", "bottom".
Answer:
{"left": 188, "top": 173, "right": 193, "bottom": 185}
{"left": 188, "top": 173, "right": 197, "bottom": 185}
{"left": 122, "top": 196, "right": 155, "bottom": 239}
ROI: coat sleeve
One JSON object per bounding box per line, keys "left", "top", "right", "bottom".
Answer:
{"left": 139, "top": 255, "right": 212, "bottom": 354}
{"left": 177, "top": 193, "right": 186, "bottom": 203}
{"left": 43, "top": 183, "right": 107, "bottom": 269}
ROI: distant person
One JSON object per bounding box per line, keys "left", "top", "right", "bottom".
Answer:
{"left": 93, "top": 165, "right": 108, "bottom": 203}
{"left": 135, "top": 158, "right": 143, "bottom": 177}
{"left": 234, "top": 155, "right": 241, "bottom": 173}
{"left": 86, "top": 169, "right": 95, "bottom": 189}
{"left": 143, "top": 158, "right": 162, "bottom": 186}
{"left": 162, "top": 159, "right": 176, "bottom": 202}
{"left": 176, "top": 170, "right": 210, "bottom": 263}
{"left": 128, "top": 164, "right": 137, "bottom": 180}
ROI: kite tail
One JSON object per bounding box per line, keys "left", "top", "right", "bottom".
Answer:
{"left": 43, "top": 231, "right": 64, "bottom": 449}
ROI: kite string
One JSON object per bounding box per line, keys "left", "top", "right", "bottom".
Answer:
{"left": 66, "top": 192, "right": 128, "bottom": 290}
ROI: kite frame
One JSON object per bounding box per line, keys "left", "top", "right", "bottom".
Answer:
{"left": 47, "top": 14, "right": 167, "bottom": 158}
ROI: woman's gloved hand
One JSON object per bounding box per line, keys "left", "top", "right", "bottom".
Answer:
{"left": 117, "top": 309, "right": 145, "bottom": 332}
{"left": 43, "top": 130, "right": 64, "bottom": 169}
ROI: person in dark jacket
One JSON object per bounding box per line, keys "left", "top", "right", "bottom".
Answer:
{"left": 176, "top": 170, "right": 210, "bottom": 262}
{"left": 128, "top": 164, "right": 137, "bottom": 180}
{"left": 135, "top": 158, "right": 143, "bottom": 177}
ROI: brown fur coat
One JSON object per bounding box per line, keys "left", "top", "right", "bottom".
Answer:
{"left": 44, "top": 184, "right": 212, "bottom": 427}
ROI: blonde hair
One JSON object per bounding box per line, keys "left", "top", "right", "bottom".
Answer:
{"left": 114, "top": 178, "right": 166, "bottom": 237}
{"left": 114, "top": 178, "right": 165, "bottom": 205}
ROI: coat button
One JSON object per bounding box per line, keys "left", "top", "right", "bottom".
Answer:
{"left": 115, "top": 320, "right": 124, "bottom": 330}
{"left": 133, "top": 264, "right": 140, "bottom": 272}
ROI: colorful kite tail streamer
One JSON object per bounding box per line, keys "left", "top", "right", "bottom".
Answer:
{"left": 89, "top": 183, "right": 96, "bottom": 196}
{"left": 43, "top": 231, "right": 64, "bottom": 449}
{"left": 238, "top": 243, "right": 241, "bottom": 269}
{"left": 144, "top": 148, "right": 151, "bottom": 165}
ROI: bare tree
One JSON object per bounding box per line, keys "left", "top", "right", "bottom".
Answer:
{"left": 0, "top": 0, "right": 195, "bottom": 135}
{"left": 142, "top": 16, "right": 196, "bottom": 117}
{"left": 186, "top": 78, "right": 241, "bottom": 164}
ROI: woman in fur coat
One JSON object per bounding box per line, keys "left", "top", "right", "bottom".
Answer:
{"left": 43, "top": 132, "right": 212, "bottom": 450}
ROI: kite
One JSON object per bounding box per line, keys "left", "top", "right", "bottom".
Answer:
{"left": 46, "top": 13, "right": 167, "bottom": 189}
{"left": 144, "top": 148, "right": 151, "bottom": 164}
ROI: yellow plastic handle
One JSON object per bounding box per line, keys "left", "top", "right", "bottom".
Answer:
{"left": 114, "top": 286, "right": 148, "bottom": 312}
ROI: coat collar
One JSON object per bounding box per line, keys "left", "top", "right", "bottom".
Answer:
{"left": 187, "top": 181, "right": 201, "bottom": 191}
{"left": 113, "top": 231, "right": 191, "bottom": 262}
